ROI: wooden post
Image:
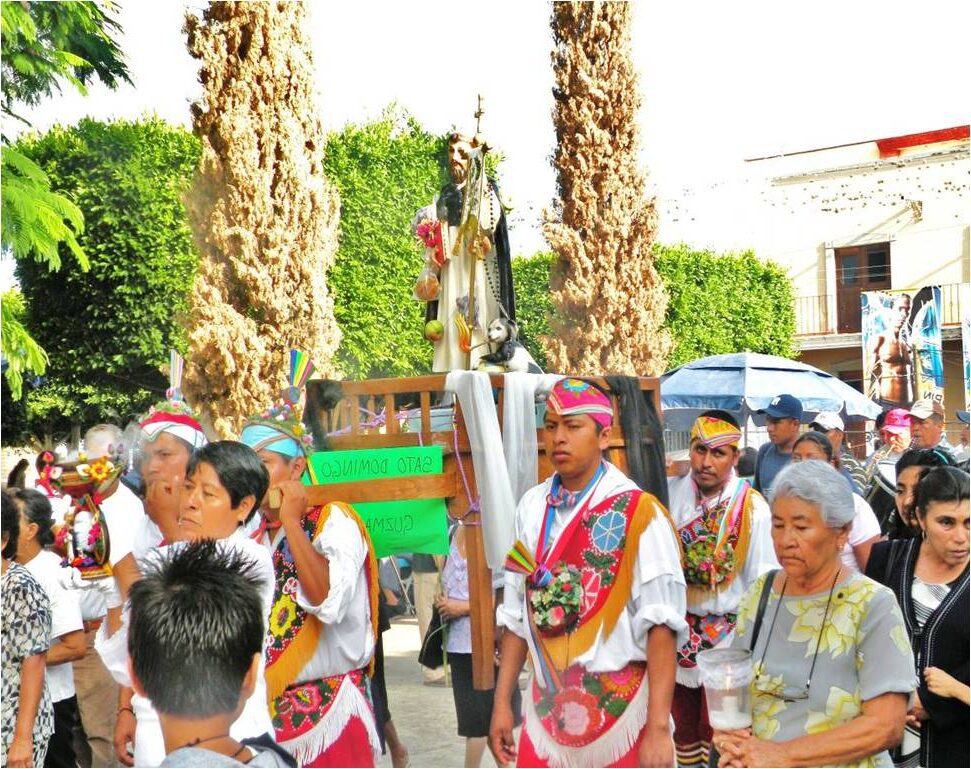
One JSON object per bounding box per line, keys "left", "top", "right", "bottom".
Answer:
{"left": 452, "top": 397, "right": 496, "bottom": 690}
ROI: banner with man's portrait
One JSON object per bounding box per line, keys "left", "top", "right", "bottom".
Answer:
{"left": 861, "top": 286, "right": 944, "bottom": 410}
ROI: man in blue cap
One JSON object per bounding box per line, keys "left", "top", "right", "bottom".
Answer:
{"left": 753, "top": 394, "right": 803, "bottom": 493}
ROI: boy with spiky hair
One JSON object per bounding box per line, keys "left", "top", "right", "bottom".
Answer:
{"left": 127, "top": 539, "right": 294, "bottom": 768}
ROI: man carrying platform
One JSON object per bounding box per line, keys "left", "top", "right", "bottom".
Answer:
{"left": 490, "top": 378, "right": 687, "bottom": 768}
{"left": 240, "top": 351, "right": 381, "bottom": 767}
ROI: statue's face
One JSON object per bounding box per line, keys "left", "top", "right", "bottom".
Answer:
{"left": 448, "top": 136, "right": 473, "bottom": 184}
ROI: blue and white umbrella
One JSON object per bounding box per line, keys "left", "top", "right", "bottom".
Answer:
{"left": 660, "top": 352, "right": 881, "bottom": 431}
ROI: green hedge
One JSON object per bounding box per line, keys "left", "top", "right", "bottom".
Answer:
{"left": 14, "top": 118, "right": 200, "bottom": 435}
{"left": 323, "top": 110, "right": 447, "bottom": 379}
{"left": 512, "top": 244, "right": 796, "bottom": 372}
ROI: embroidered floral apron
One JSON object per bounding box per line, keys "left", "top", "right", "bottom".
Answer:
{"left": 526, "top": 489, "right": 650, "bottom": 748}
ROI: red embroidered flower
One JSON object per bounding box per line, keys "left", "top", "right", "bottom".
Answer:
{"left": 562, "top": 665, "right": 585, "bottom": 688}
{"left": 283, "top": 577, "right": 299, "bottom": 597}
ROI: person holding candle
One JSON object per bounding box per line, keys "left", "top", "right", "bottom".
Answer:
{"left": 866, "top": 466, "right": 969, "bottom": 768}
{"left": 490, "top": 378, "right": 687, "bottom": 768}
{"left": 715, "top": 460, "right": 916, "bottom": 768}
{"left": 666, "top": 411, "right": 778, "bottom": 766}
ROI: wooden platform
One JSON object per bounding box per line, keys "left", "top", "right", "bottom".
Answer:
{"left": 305, "top": 374, "right": 661, "bottom": 688}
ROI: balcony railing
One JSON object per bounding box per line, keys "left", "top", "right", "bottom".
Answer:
{"left": 795, "top": 295, "right": 830, "bottom": 336}
{"left": 794, "top": 281, "right": 965, "bottom": 337}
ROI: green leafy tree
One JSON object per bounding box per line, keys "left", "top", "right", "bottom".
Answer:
{"left": 654, "top": 244, "right": 797, "bottom": 367}
{"left": 513, "top": 245, "right": 796, "bottom": 372}
{"left": 14, "top": 118, "right": 200, "bottom": 435}
{"left": 511, "top": 252, "right": 555, "bottom": 371}
{"left": 1, "top": 0, "right": 130, "bottom": 399}
{"left": 0, "top": 288, "right": 46, "bottom": 403}
{"left": 323, "top": 109, "right": 448, "bottom": 378}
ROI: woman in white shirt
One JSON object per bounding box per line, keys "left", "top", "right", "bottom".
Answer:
{"left": 791, "top": 432, "right": 881, "bottom": 571}
{"left": 12, "top": 489, "right": 85, "bottom": 768}
{"left": 98, "top": 441, "right": 275, "bottom": 767}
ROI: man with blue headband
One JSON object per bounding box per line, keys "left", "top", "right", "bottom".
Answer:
{"left": 240, "top": 351, "right": 381, "bottom": 767}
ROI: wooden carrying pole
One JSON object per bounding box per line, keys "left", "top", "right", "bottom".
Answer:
{"left": 303, "top": 374, "right": 662, "bottom": 689}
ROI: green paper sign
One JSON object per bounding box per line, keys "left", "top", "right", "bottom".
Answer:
{"left": 306, "top": 446, "right": 449, "bottom": 558}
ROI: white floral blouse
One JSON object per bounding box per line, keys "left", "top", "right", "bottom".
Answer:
{"left": 733, "top": 571, "right": 917, "bottom": 768}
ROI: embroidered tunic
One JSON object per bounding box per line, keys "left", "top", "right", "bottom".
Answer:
{"left": 497, "top": 462, "right": 687, "bottom": 767}
{"left": 259, "top": 503, "right": 380, "bottom": 765}
{"left": 667, "top": 471, "right": 778, "bottom": 687}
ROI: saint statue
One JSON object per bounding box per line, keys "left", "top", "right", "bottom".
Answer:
{"left": 412, "top": 126, "right": 516, "bottom": 371}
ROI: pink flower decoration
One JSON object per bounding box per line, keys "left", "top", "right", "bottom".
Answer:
{"left": 290, "top": 685, "right": 323, "bottom": 714}
{"left": 606, "top": 666, "right": 634, "bottom": 687}
{"left": 560, "top": 701, "right": 590, "bottom": 736}
{"left": 283, "top": 577, "right": 299, "bottom": 597}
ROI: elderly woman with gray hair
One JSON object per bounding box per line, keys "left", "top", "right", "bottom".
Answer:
{"left": 714, "top": 460, "right": 917, "bottom": 768}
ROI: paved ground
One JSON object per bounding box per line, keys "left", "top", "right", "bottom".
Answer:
{"left": 377, "top": 616, "right": 506, "bottom": 768}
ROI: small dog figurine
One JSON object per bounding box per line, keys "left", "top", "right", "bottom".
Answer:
{"left": 478, "top": 318, "right": 543, "bottom": 373}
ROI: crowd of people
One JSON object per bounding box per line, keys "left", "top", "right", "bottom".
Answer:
{"left": 1, "top": 375, "right": 968, "bottom": 769}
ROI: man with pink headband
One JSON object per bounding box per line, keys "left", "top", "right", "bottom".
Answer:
{"left": 491, "top": 378, "right": 686, "bottom": 768}
{"left": 666, "top": 411, "right": 777, "bottom": 766}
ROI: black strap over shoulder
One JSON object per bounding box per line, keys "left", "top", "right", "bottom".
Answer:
{"left": 884, "top": 538, "right": 904, "bottom": 587}
{"left": 749, "top": 569, "right": 779, "bottom": 653}
{"left": 240, "top": 733, "right": 298, "bottom": 767}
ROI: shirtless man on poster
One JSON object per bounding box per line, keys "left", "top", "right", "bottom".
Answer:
{"left": 868, "top": 293, "right": 912, "bottom": 407}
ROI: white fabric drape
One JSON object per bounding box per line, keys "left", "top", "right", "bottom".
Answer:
{"left": 445, "top": 371, "right": 517, "bottom": 568}
{"left": 501, "top": 372, "right": 564, "bottom": 506}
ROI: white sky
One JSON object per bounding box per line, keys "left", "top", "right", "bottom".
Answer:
{"left": 5, "top": 0, "right": 968, "bottom": 280}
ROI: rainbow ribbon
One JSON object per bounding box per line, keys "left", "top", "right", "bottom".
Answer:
{"left": 505, "top": 540, "right": 553, "bottom": 588}
{"left": 290, "top": 349, "right": 315, "bottom": 389}
{"left": 505, "top": 539, "right": 537, "bottom": 575}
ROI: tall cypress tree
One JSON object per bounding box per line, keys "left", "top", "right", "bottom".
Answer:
{"left": 543, "top": 2, "right": 671, "bottom": 375}
{"left": 182, "top": 1, "right": 341, "bottom": 436}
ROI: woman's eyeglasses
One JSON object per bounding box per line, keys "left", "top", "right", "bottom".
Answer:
{"left": 753, "top": 676, "right": 811, "bottom": 702}
{"left": 753, "top": 569, "right": 841, "bottom": 703}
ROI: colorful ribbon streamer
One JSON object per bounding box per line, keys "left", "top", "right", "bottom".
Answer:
{"left": 289, "top": 348, "right": 315, "bottom": 389}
